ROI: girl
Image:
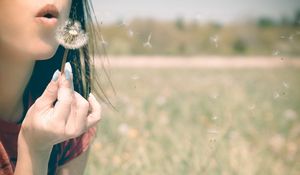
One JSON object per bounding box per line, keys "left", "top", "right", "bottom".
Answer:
{"left": 0, "top": 0, "right": 104, "bottom": 174}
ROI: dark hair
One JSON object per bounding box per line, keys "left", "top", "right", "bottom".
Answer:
{"left": 24, "top": 0, "right": 113, "bottom": 111}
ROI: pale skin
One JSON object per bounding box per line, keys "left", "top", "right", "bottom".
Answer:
{"left": 0, "top": 0, "right": 101, "bottom": 175}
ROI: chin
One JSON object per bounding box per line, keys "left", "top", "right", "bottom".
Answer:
{"left": 30, "top": 43, "right": 59, "bottom": 60}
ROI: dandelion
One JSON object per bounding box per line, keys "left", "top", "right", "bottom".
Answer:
{"left": 55, "top": 19, "right": 88, "bottom": 72}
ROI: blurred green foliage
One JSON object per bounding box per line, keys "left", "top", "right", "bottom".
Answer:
{"left": 97, "top": 10, "right": 300, "bottom": 56}
{"left": 85, "top": 67, "right": 300, "bottom": 175}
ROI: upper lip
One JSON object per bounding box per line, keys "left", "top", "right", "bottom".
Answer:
{"left": 35, "top": 4, "right": 59, "bottom": 18}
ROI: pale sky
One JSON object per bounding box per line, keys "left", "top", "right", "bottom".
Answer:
{"left": 91, "top": 0, "right": 300, "bottom": 23}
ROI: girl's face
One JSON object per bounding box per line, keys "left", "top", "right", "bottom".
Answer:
{"left": 0, "top": 0, "right": 72, "bottom": 60}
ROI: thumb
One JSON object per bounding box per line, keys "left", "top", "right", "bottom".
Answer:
{"left": 36, "top": 70, "right": 60, "bottom": 108}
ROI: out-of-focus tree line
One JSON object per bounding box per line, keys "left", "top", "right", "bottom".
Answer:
{"left": 97, "top": 10, "right": 300, "bottom": 56}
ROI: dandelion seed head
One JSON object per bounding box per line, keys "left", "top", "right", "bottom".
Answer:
{"left": 56, "top": 19, "right": 88, "bottom": 49}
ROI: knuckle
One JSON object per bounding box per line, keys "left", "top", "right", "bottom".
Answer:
{"left": 65, "top": 129, "right": 78, "bottom": 138}
{"left": 94, "top": 113, "right": 102, "bottom": 122}
{"left": 46, "top": 85, "right": 56, "bottom": 95}
{"left": 60, "top": 96, "right": 73, "bottom": 106}
{"left": 80, "top": 99, "right": 89, "bottom": 109}
{"left": 34, "top": 97, "right": 44, "bottom": 109}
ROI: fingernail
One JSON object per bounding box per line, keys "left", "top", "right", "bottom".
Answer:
{"left": 65, "top": 62, "right": 73, "bottom": 73}
{"left": 65, "top": 69, "right": 71, "bottom": 80}
{"left": 65, "top": 62, "right": 72, "bottom": 80}
{"left": 51, "top": 70, "right": 60, "bottom": 82}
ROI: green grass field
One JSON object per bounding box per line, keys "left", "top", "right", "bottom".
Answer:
{"left": 85, "top": 67, "right": 300, "bottom": 175}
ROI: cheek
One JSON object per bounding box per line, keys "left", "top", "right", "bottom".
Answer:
{"left": 27, "top": 27, "right": 60, "bottom": 59}
{"left": 0, "top": 15, "right": 60, "bottom": 60}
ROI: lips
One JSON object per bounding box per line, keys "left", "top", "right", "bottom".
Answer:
{"left": 35, "top": 4, "right": 59, "bottom": 27}
{"left": 36, "top": 4, "right": 59, "bottom": 19}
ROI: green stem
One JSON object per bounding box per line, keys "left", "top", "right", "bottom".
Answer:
{"left": 60, "top": 49, "right": 69, "bottom": 73}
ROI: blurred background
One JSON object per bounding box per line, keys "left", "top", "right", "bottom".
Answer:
{"left": 86, "top": 0, "right": 300, "bottom": 174}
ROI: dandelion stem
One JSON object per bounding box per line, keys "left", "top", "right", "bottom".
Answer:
{"left": 60, "top": 49, "right": 69, "bottom": 73}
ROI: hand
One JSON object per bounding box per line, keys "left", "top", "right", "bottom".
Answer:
{"left": 19, "top": 62, "right": 102, "bottom": 152}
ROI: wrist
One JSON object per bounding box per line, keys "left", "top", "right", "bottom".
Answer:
{"left": 15, "top": 130, "right": 52, "bottom": 175}
{"left": 18, "top": 128, "right": 53, "bottom": 152}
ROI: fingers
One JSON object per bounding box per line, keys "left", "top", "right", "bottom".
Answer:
{"left": 36, "top": 61, "right": 102, "bottom": 138}
{"left": 53, "top": 62, "right": 74, "bottom": 123}
{"left": 87, "top": 93, "right": 102, "bottom": 128}
{"left": 64, "top": 92, "right": 101, "bottom": 138}
{"left": 65, "top": 92, "right": 89, "bottom": 136}
{"left": 35, "top": 70, "right": 60, "bottom": 109}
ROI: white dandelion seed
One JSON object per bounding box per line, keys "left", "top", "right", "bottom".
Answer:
{"left": 118, "top": 123, "right": 129, "bottom": 136}
{"left": 100, "top": 34, "right": 108, "bottom": 46}
{"left": 55, "top": 19, "right": 88, "bottom": 72}
{"left": 212, "top": 115, "right": 218, "bottom": 120}
{"left": 210, "top": 35, "right": 219, "bottom": 48}
{"left": 128, "top": 29, "right": 134, "bottom": 37}
{"left": 248, "top": 104, "right": 256, "bottom": 111}
{"left": 118, "top": 19, "right": 129, "bottom": 27}
{"left": 210, "top": 92, "right": 219, "bottom": 99}
{"left": 143, "top": 33, "right": 152, "bottom": 48}
{"left": 131, "top": 74, "right": 140, "bottom": 80}
{"left": 208, "top": 128, "right": 219, "bottom": 135}
{"left": 272, "top": 50, "right": 280, "bottom": 56}
{"left": 288, "top": 34, "right": 294, "bottom": 42}
{"left": 282, "top": 81, "right": 289, "bottom": 89}
{"left": 99, "top": 16, "right": 104, "bottom": 25}
{"left": 273, "top": 91, "right": 280, "bottom": 99}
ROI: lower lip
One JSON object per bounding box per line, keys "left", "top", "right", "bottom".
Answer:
{"left": 35, "top": 17, "right": 58, "bottom": 27}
